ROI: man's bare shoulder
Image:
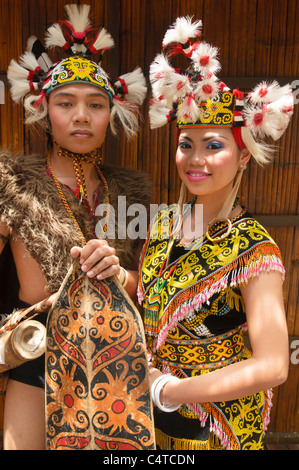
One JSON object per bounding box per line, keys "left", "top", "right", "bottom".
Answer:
{"left": 8, "top": 234, "right": 49, "bottom": 304}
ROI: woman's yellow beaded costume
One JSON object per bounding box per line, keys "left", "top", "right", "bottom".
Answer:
{"left": 138, "top": 205, "right": 285, "bottom": 450}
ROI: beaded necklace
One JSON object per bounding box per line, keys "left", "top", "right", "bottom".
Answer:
{"left": 46, "top": 147, "right": 110, "bottom": 243}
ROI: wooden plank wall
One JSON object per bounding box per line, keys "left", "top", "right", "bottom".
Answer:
{"left": 0, "top": 0, "right": 298, "bottom": 438}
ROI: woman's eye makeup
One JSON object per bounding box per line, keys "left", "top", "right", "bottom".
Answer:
{"left": 207, "top": 141, "right": 224, "bottom": 150}
{"left": 178, "top": 140, "right": 225, "bottom": 150}
{"left": 178, "top": 140, "right": 192, "bottom": 149}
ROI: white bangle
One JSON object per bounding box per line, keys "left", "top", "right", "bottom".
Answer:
{"left": 151, "top": 373, "right": 181, "bottom": 413}
{"left": 117, "top": 266, "right": 129, "bottom": 287}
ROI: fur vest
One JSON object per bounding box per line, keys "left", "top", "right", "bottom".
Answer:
{"left": 0, "top": 152, "right": 152, "bottom": 294}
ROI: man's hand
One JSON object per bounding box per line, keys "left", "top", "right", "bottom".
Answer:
{"left": 70, "top": 239, "right": 120, "bottom": 280}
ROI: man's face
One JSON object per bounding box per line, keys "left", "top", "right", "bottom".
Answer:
{"left": 48, "top": 84, "right": 111, "bottom": 154}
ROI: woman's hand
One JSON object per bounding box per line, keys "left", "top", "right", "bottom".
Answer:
{"left": 70, "top": 239, "right": 120, "bottom": 280}
{"left": 148, "top": 362, "right": 164, "bottom": 385}
{"left": 148, "top": 363, "right": 182, "bottom": 409}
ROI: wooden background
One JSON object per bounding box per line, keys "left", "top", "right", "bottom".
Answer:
{"left": 0, "top": 0, "right": 298, "bottom": 441}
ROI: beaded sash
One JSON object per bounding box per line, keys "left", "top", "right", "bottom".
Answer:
{"left": 152, "top": 327, "right": 244, "bottom": 372}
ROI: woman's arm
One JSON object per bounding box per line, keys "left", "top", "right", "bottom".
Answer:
{"left": 156, "top": 271, "right": 289, "bottom": 407}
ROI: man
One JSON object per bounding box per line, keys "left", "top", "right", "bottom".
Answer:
{"left": 0, "top": 4, "right": 150, "bottom": 449}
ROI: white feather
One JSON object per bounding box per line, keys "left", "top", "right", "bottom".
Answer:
{"left": 7, "top": 60, "right": 29, "bottom": 81}
{"left": 115, "top": 68, "right": 147, "bottom": 105}
{"left": 9, "top": 79, "right": 38, "bottom": 102}
{"left": 71, "top": 44, "right": 87, "bottom": 55}
{"left": 243, "top": 105, "right": 280, "bottom": 140}
{"left": 90, "top": 28, "right": 114, "bottom": 52}
{"left": 24, "top": 94, "right": 48, "bottom": 125}
{"left": 163, "top": 16, "right": 202, "bottom": 46}
{"left": 151, "top": 82, "right": 166, "bottom": 102}
{"left": 45, "top": 23, "right": 67, "bottom": 49}
{"left": 26, "top": 36, "right": 39, "bottom": 52}
{"left": 110, "top": 98, "right": 139, "bottom": 138}
{"left": 266, "top": 98, "right": 294, "bottom": 140}
{"left": 153, "top": 73, "right": 190, "bottom": 109}
{"left": 20, "top": 52, "right": 40, "bottom": 71}
{"left": 149, "top": 54, "right": 174, "bottom": 83}
{"left": 249, "top": 81, "right": 292, "bottom": 105}
{"left": 191, "top": 42, "right": 221, "bottom": 75}
{"left": 26, "top": 36, "right": 53, "bottom": 71}
{"left": 194, "top": 76, "right": 219, "bottom": 102}
{"left": 150, "top": 54, "right": 190, "bottom": 106}
{"left": 64, "top": 4, "right": 91, "bottom": 32}
{"left": 269, "top": 83, "right": 293, "bottom": 107}
{"left": 249, "top": 81, "right": 277, "bottom": 104}
{"left": 263, "top": 112, "right": 289, "bottom": 140}
{"left": 267, "top": 93, "right": 294, "bottom": 115}
{"left": 245, "top": 81, "right": 294, "bottom": 140}
{"left": 149, "top": 102, "right": 173, "bottom": 129}
{"left": 177, "top": 94, "right": 201, "bottom": 123}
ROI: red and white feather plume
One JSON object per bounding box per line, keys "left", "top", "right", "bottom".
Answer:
{"left": 163, "top": 16, "right": 202, "bottom": 45}
{"left": 243, "top": 81, "right": 294, "bottom": 140}
{"left": 149, "top": 16, "right": 294, "bottom": 142}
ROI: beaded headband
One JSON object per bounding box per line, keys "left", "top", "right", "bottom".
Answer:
{"left": 149, "top": 17, "right": 294, "bottom": 148}
{"left": 42, "top": 56, "right": 115, "bottom": 103}
{"left": 7, "top": 4, "right": 147, "bottom": 137}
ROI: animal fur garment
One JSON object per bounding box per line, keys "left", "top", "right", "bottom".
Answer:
{"left": 0, "top": 152, "right": 152, "bottom": 294}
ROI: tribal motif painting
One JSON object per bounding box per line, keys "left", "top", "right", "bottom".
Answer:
{"left": 46, "top": 261, "right": 155, "bottom": 450}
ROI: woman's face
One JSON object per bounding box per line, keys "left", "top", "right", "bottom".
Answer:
{"left": 176, "top": 127, "right": 250, "bottom": 202}
{"left": 48, "top": 84, "right": 111, "bottom": 154}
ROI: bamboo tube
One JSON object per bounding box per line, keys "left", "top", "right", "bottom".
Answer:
{"left": 0, "top": 320, "right": 46, "bottom": 374}
{"left": 0, "top": 294, "right": 56, "bottom": 373}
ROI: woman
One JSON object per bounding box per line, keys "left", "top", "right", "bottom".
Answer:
{"left": 138, "top": 17, "right": 294, "bottom": 450}
{"left": 1, "top": 5, "right": 149, "bottom": 449}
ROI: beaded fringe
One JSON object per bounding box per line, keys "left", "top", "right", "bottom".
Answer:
{"left": 155, "top": 428, "right": 224, "bottom": 451}
{"left": 142, "top": 247, "right": 284, "bottom": 351}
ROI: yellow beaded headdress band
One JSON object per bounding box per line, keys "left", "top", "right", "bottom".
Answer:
{"left": 7, "top": 4, "right": 147, "bottom": 138}
{"left": 44, "top": 56, "right": 115, "bottom": 102}
{"left": 149, "top": 17, "right": 294, "bottom": 150}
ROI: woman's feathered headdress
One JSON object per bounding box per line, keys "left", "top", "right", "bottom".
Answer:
{"left": 149, "top": 17, "right": 294, "bottom": 149}
{"left": 7, "top": 4, "right": 147, "bottom": 137}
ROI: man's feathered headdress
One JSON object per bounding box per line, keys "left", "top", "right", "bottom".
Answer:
{"left": 7, "top": 4, "right": 147, "bottom": 137}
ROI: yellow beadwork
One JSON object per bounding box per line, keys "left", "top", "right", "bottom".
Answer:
{"left": 155, "top": 428, "right": 224, "bottom": 450}
{"left": 177, "top": 92, "right": 235, "bottom": 128}
{"left": 49, "top": 56, "right": 114, "bottom": 101}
